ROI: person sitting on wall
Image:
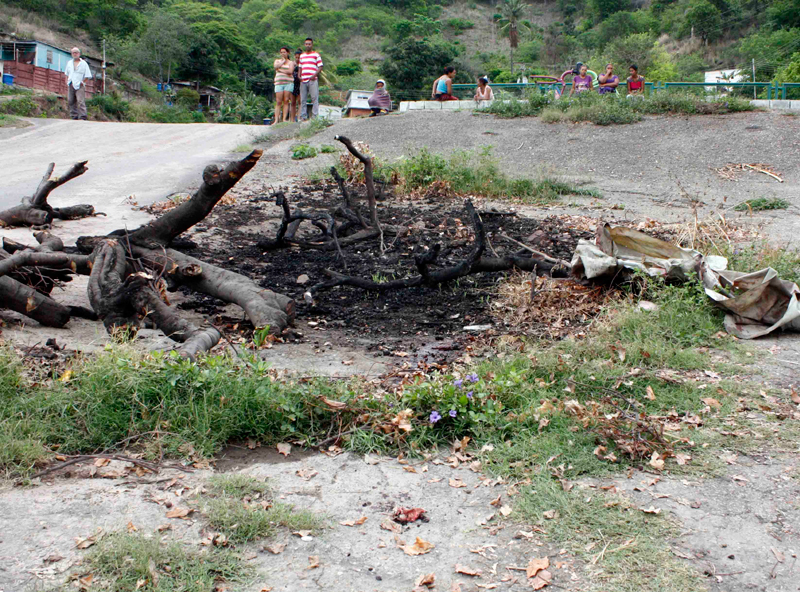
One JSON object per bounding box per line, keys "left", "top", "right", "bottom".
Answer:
{"left": 570, "top": 63, "right": 593, "bottom": 95}
{"left": 474, "top": 76, "right": 494, "bottom": 102}
{"left": 573, "top": 62, "right": 598, "bottom": 88}
{"left": 432, "top": 66, "right": 459, "bottom": 101}
{"left": 598, "top": 63, "right": 619, "bottom": 95}
{"left": 368, "top": 79, "right": 392, "bottom": 116}
{"left": 626, "top": 64, "right": 645, "bottom": 99}
{"left": 64, "top": 47, "right": 93, "bottom": 120}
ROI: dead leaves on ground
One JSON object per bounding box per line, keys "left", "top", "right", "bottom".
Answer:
{"left": 400, "top": 537, "right": 435, "bottom": 556}
{"left": 339, "top": 516, "right": 368, "bottom": 527}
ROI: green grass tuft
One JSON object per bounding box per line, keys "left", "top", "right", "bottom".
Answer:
{"left": 205, "top": 497, "right": 322, "bottom": 543}
{"left": 291, "top": 143, "right": 318, "bottom": 159}
{"left": 207, "top": 474, "right": 270, "bottom": 498}
{"left": 733, "top": 197, "right": 790, "bottom": 212}
{"left": 80, "top": 532, "right": 247, "bottom": 592}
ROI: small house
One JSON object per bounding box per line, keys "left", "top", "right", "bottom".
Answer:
{"left": 0, "top": 35, "right": 108, "bottom": 95}
{"left": 342, "top": 89, "right": 375, "bottom": 117}
{"left": 704, "top": 69, "right": 744, "bottom": 94}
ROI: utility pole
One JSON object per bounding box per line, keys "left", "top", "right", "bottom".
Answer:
{"left": 752, "top": 59, "right": 756, "bottom": 99}
{"left": 102, "top": 38, "right": 106, "bottom": 95}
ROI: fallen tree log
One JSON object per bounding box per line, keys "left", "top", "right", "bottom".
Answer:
{"left": 0, "top": 162, "right": 97, "bottom": 228}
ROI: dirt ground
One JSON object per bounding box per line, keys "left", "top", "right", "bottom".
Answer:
{"left": 1, "top": 110, "right": 799, "bottom": 591}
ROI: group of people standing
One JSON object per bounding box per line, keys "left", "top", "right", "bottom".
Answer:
{"left": 272, "top": 37, "right": 324, "bottom": 123}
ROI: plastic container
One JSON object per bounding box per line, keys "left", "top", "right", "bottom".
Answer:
{"left": 2, "top": 73, "right": 14, "bottom": 86}
{"left": 263, "top": 118, "right": 272, "bottom": 125}
{"left": 157, "top": 83, "right": 162, "bottom": 92}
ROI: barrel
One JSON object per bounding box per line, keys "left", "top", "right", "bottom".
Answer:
{"left": 2, "top": 74, "right": 14, "bottom": 86}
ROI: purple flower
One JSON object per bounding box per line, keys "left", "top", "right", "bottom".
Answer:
{"left": 466, "top": 373, "right": 479, "bottom": 383}
{"left": 467, "top": 391, "right": 473, "bottom": 399}
{"left": 453, "top": 379, "right": 463, "bottom": 388}
{"left": 429, "top": 411, "right": 442, "bottom": 424}
{"left": 449, "top": 409, "right": 457, "bottom": 418}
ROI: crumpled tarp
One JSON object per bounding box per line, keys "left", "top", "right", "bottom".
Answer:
{"left": 703, "top": 268, "right": 800, "bottom": 339}
{"left": 570, "top": 222, "right": 800, "bottom": 339}
{"left": 571, "top": 223, "right": 708, "bottom": 281}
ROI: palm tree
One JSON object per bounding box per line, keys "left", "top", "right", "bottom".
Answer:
{"left": 497, "top": 0, "right": 531, "bottom": 76}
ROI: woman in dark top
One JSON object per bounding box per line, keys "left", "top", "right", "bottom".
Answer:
{"left": 291, "top": 49, "right": 302, "bottom": 121}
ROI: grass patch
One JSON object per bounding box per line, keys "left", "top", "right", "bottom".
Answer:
{"left": 717, "top": 240, "right": 800, "bottom": 285}
{"left": 291, "top": 143, "right": 318, "bottom": 159}
{"left": 296, "top": 116, "right": 334, "bottom": 140}
{"left": 203, "top": 474, "right": 322, "bottom": 543}
{"left": 205, "top": 497, "right": 322, "bottom": 543}
{"left": 78, "top": 531, "right": 247, "bottom": 592}
{"left": 482, "top": 90, "right": 753, "bottom": 125}
{"left": 320, "top": 144, "right": 337, "bottom": 153}
{"left": 733, "top": 197, "right": 790, "bottom": 212}
{"left": 0, "top": 113, "right": 29, "bottom": 127}
{"left": 232, "top": 143, "right": 253, "bottom": 153}
{"left": 207, "top": 474, "right": 270, "bottom": 498}
{"left": 391, "top": 147, "right": 600, "bottom": 202}
{"left": 0, "top": 85, "right": 32, "bottom": 96}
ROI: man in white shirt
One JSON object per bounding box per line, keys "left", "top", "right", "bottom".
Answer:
{"left": 64, "top": 47, "right": 93, "bottom": 120}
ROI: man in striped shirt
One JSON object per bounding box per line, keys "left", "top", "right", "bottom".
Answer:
{"left": 298, "top": 37, "right": 323, "bottom": 120}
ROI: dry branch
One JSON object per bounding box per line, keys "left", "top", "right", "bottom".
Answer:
{"left": 0, "top": 161, "right": 96, "bottom": 228}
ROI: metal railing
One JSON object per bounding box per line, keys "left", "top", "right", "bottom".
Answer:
{"left": 452, "top": 81, "right": 797, "bottom": 100}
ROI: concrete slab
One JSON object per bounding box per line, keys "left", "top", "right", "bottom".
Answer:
{"left": 408, "top": 101, "right": 425, "bottom": 110}
{"left": 398, "top": 101, "right": 410, "bottom": 113}
{"left": 441, "top": 100, "right": 460, "bottom": 109}
{"left": 422, "top": 101, "right": 442, "bottom": 110}
{"left": 750, "top": 100, "right": 770, "bottom": 108}
{"left": 771, "top": 100, "right": 792, "bottom": 109}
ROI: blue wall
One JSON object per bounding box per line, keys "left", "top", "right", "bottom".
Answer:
{"left": 34, "top": 42, "right": 71, "bottom": 72}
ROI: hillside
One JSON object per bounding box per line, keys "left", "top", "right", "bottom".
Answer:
{"left": 2, "top": 0, "right": 799, "bottom": 99}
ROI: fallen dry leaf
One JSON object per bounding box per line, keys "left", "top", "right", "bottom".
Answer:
{"left": 93, "top": 458, "right": 110, "bottom": 467}
{"left": 455, "top": 564, "right": 482, "bottom": 576}
{"left": 126, "top": 521, "right": 138, "bottom": 532}
{"left": 701, "top": 397, "right": 722, "bottom": 409}
{"left": 381, "top": 519, "right": 403, "bottom": 533}
{"left": 293, "top": 530, "right": 312, "bottom": 537}
{"left": 489, "top": 495, "right": 502, "bottom": 507}
{"left": 449, "top": 478, "right": 467, "bottom": 488}
{"left": 156, "top": 524, "right": 172, "bottom": 532}
{"left": 526, "top": 557, "right": 550, "bottom": 578}
{"left": 451, "top": 583, "right": 463, "bottom": 592}
{"left": 645, "top": 385, "right": 656, "bottom": 400}
{"left": 340, "top": 517, "right": 368, "bottom": 527}
{"left": 641, "top": 506, "right": 662, "bottom": 515}
{"left": 321, "top": 396, "right": 347, "bottom": 410}
{"left": 531, "top": 569, "right": 552, "bottom": 590}
{"left": 415, "top": 573, "right": 436, "bottom": 587}
{"left": 499, "top": 505, "right": 512, "bottom": 517}
{"left": 675, "top": 453, "right": 692, "bottom": 466}
{"left": 259, "top": 587, "right": 273, "bottom": 592}
{"left": 265, "top": 543, "right": 286, "bottom": 555}
{"left": 43, "top": 554, "right": 64, "bottom": 564}
{"left": 771, "top": 547, "right": 785, "bottom": 563}
{"left": 296, "top": 468, "right": 318, "bottom": 480}
{"left": 649, "top": 452, "right": 665, "bottom": 471}
{"left": 543, "top": 509, "right": 558, "bottom": 520}
{"left": 791, "top": 387, "right": 800, "bottom": 405}
{"left": 401, "top": 537, "right": 435, "bottom": 556}
{"left": 403, "top": 466, "right": 418, "bottom": 473}
{"left": 276, "top": 443, "right": 291, "bottom": 457}
{"left": 165, "top": 507, "right": 194, "bottom": 519}
{"left": 74, "top": 534, "right": 100, "bottom": 549}
{"left": 364, "top": 454, "right": 380, "bottom": 465}
{"left": 307, "top": 555, "right": 320, "bottom": 569}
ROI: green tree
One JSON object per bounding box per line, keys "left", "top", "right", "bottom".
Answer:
{"left": 587, "top": 0, "right": 631, "bottom": 22}
{"left": 379, "top": 37, "right": 459, "bottom": 99}
{"left": 767, "top": 0, "right": 800, "bottom": 30}
{"left": 775, "top": 52, "right": 800, "bottom": 97}
{"left": 120, "top": 6, "right": 193, "bottom": 85}
{"left": 683, "top": 0, "right": 723, "bottom": 44}
{"left": 497, "top": 0, "right": 531, "bottom": 74}
{"left": 606, "top": 32, "right": 657, "bottom": 74}
{"left": 277, "top": 0, "right": 320, "bottom": 33}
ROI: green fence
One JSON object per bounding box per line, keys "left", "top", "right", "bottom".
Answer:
{"left": 452, "top": 81, "right": 796, "bottom": 100}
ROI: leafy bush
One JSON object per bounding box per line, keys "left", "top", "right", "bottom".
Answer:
{"left": 446, "top": 18, "right": 475, "bottom": 34}
{"left": 336, "top": 59, "right": 363, "bottom": 76}
{"left": 87, "top": 93, "right": 131, "bottom": 120}
{"left": 176, "top": 88, "right": 201, "bottom": 109}
{"left": 479, "top": 90, "right": 553, "bottom": 117}
{"left": 291, "top": 143, "right": 318, "bottom": 159}
{"left": 0, "top": 96, "right": 37, "bottom": 116}
{"left": 320, "top": 144, "right": 337, "bottom": 153}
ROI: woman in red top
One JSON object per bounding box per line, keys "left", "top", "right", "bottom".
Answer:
{"left": 626, "top": 64, "right": 645, "bottom": 98}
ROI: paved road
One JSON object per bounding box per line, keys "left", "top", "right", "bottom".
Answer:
{"left": 0, "top": 118, "right": 259, "bottom": 210}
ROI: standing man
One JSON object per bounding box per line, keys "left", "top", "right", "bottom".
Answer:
{"left": 64, "top": 47, "right": 93, "bottom": 120}
{"left": 298, "top": 37, "right": 323, "bottom": 121}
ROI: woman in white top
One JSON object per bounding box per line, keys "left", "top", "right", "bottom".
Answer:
{"left": 474, "top": 76, "right": 494, "bottom": 102}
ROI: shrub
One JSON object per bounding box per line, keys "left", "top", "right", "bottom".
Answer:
{"left": 446, "top": 18, "right": 475, "bottom": 34}
{"left": 336, "top": 59, "right": 363, "bottom": 76}
{"left": 176, "top": 88, "right": 201, "bottom": 110}
{"left": 86, "top": 93, "right": 131, "bottom": 120}
{"left": 0, "top": 96, "right": 37, "bottom": 116}
{"left": 291, "top": 143, "right": 317, "bottom": 159}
